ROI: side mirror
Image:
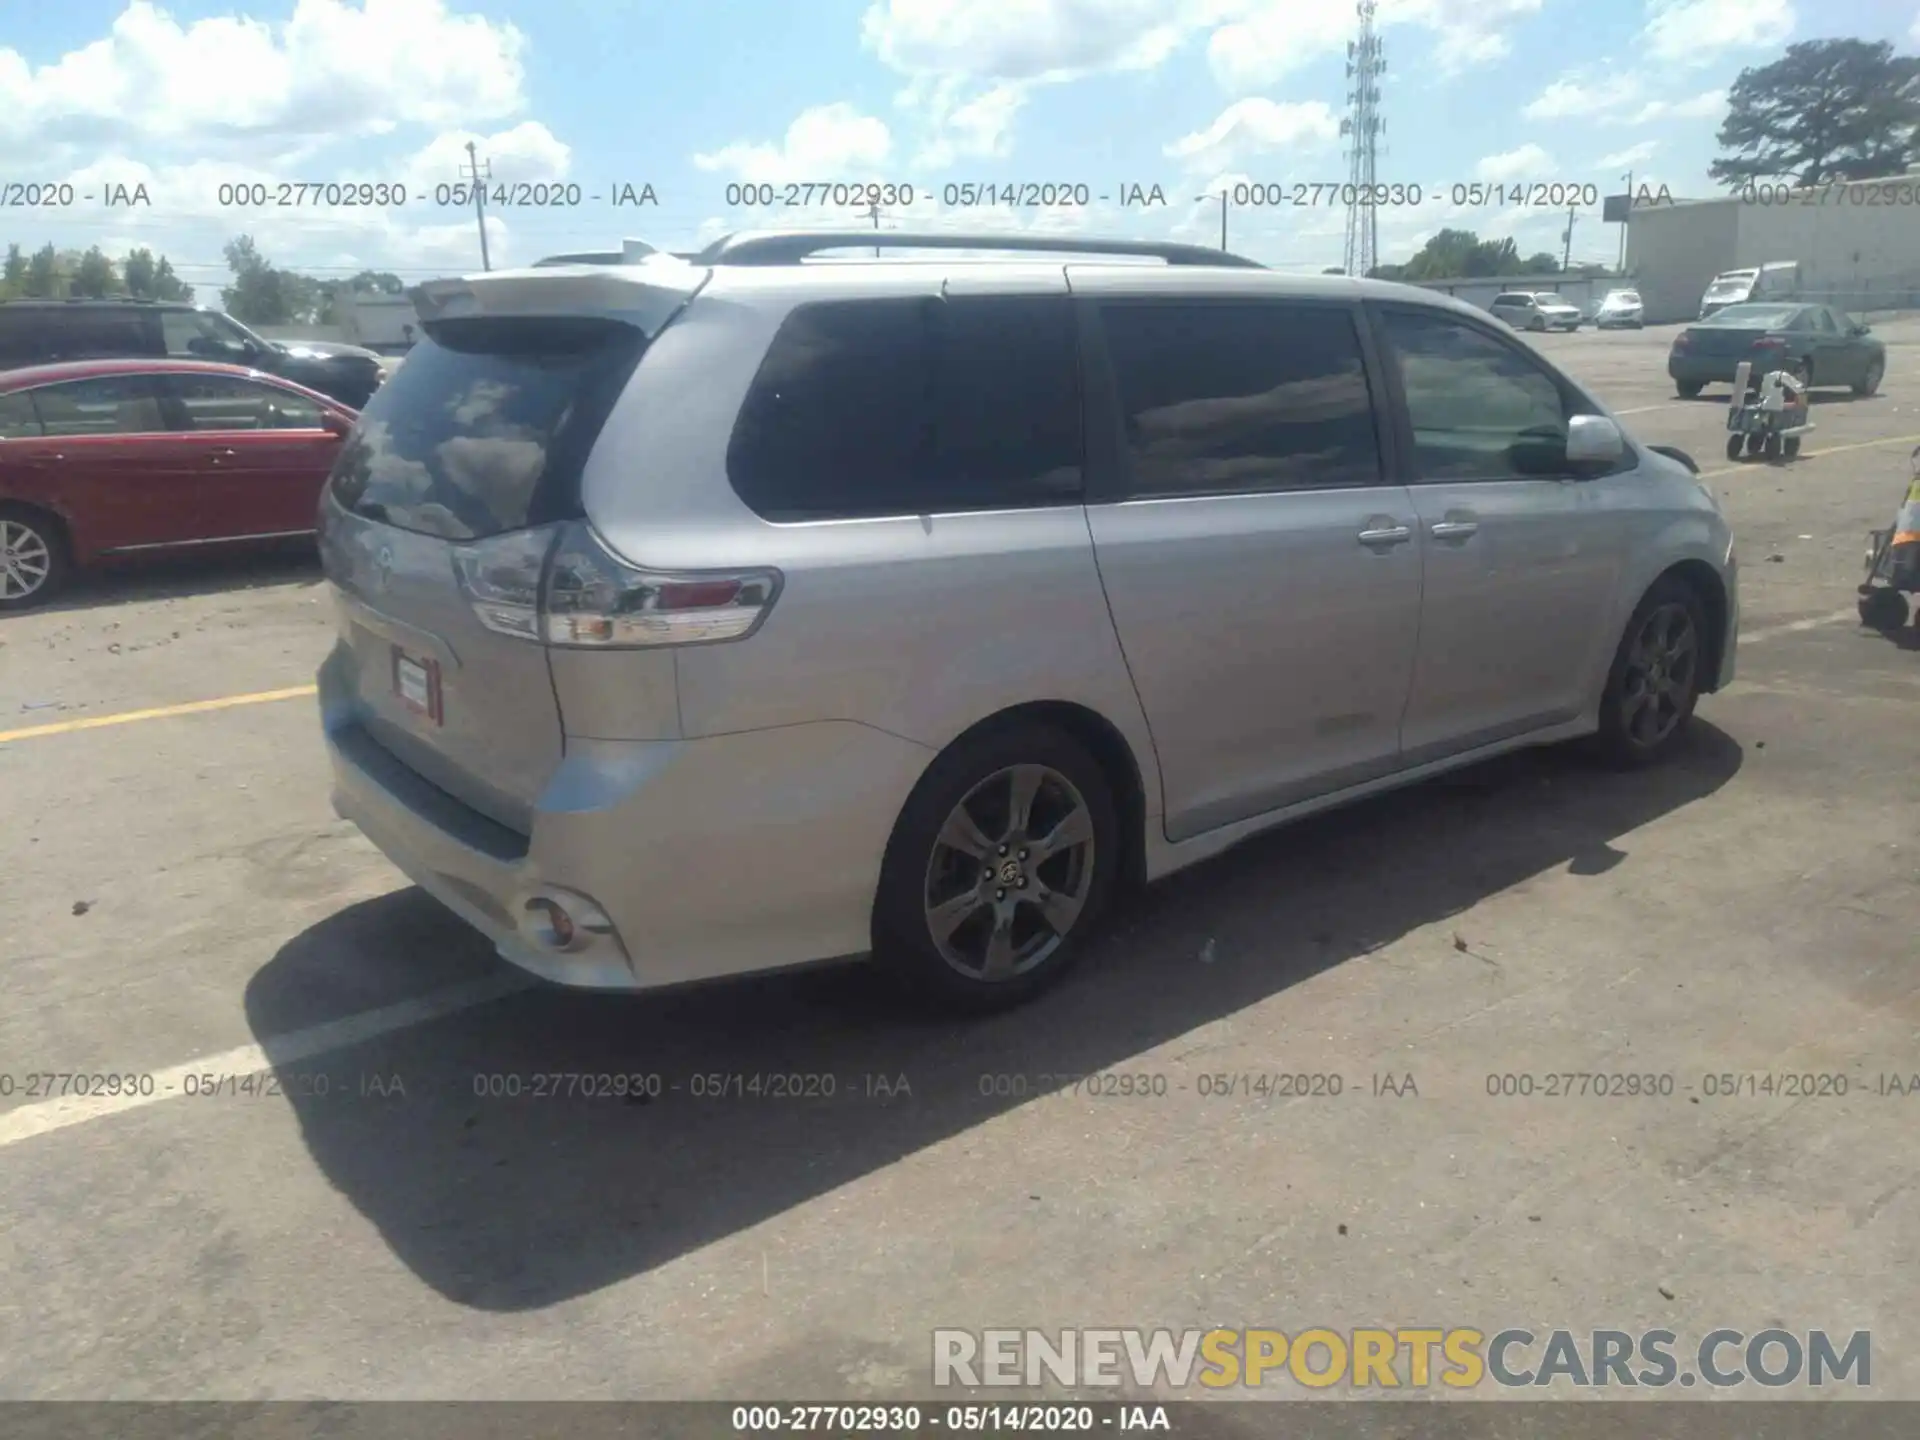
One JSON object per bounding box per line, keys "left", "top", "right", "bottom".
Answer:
{"left": 319, "top": 410, "right": 353, "bottom": 438}
{"left": 1852, "top": 323, "right": 1871, "bottom": 336}
{"left": 1565, "top": 414, "right": 1624, "bottom": 470}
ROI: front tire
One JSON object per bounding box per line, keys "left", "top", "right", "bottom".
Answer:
{"left": 1591, "top": 577, "right": 1709, "bottom": 768}
{"left": 1725, "top": 433, "right": 1746, "bottom": 462}
{"left": 0, "top": 505, "right": 70, "bottom": 611}
{"left": 873, "top": 721, "right": 1121, "bottom": 1013}
{"left": 1854, "top": 359, "right": 1883, "bottom": 397}
{"left": 1676, "top": 380, "right": 1704, "bottom": 399}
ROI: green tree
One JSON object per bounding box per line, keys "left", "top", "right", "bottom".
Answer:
{"left": 117, "top": 248, "right": 195, "bottom": 302}
{"left": 1710, "top": 39, "right": 1920, "bottom": 188}
{"left": 71, "top": 246, "right": 121, "bottom": 298}
{"left": 24, "top": 243, "right": 61, "bottom": 297}
{"left": 0, "top": 244, "right": 26, "bottom": 298}
{"left": 221, "top": 235, "right": 324, "bottom": 324}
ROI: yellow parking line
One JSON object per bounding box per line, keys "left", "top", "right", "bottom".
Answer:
{"left": 0, "top": 685, "right": 317, "bottom": 745}
{"left": 1700, "top": 431, "right": 1920, "bottom": 481}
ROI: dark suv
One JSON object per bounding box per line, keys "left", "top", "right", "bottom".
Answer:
{"left": 0, "top": 299, "right": 384, "bottom": 410}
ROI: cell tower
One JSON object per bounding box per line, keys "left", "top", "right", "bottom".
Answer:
{"left": 1340, "top": 0, "right": 1386, "bottom": 278}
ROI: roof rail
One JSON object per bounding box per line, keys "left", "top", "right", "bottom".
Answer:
{"left": 688, "top": 230, "right": 1265, "bottom": 269}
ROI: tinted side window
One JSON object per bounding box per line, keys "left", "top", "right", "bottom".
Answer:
{"left": 1811, "top": 309, "right": 1838, "bottom": 334}
{"left": 1098, "top": 300, "right": 1382, "bottom": 498}
{"left": 0, "top": 311, "right": 48, "bottom": 369}
{"left": 726, "top": 295, "right": 1082, "bottom": 521}
{"left": 0, "top": 391, "right": 41, "bottom": 437}
{"left": 168, "top": 374, "right": 324, "bottom": 430}
{"left": 1380, "top": 309, "right": 1592, "bottom": 482}
{"left": 29, "top": 376, "right": 171, "bottom": 436}
{"left": 38, "top": 310, "right": 159, "bottom": 362}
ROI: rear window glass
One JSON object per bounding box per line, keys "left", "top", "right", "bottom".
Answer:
{"left": 1707, "top": 305, "right": 1796, "bottom": 327}
{"left": 327, "top": 316, "right": 647, "bottom": 541}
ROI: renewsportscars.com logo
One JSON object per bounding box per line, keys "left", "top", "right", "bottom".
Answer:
{"left": 932, "top": 1328, "right": 1871, "bottom": 1390}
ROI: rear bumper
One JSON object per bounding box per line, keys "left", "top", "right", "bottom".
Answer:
{"left": 320, "top": 655, "right": 936, "bottom": 990}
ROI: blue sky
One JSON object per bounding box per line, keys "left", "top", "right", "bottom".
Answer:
{"left": 3, "top": 0, "right": 1916, "bottom": 299}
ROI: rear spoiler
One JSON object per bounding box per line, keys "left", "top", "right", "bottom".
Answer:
{"left": 410, "top": 253, "right": 707, "bottom": 339}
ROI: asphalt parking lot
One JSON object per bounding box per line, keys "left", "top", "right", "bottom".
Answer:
{"left": 2, "top": 317, "right": 1919, "bottom": 1404}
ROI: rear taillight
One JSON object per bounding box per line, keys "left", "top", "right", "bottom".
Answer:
{"left": 453, "top": 523, "right": 780, "bottom": 649}
{"left": 1672, "top": 334, "right": 1691, "bottom": 349}
{"left": 1753, "top": 337, "right": 1785, "bottom": 349}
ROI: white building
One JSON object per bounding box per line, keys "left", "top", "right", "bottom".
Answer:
{"left": 1625, "top": 169, "right": 1920, "bottom": 323}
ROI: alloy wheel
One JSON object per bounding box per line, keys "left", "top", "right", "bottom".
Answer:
{"left": 922, "top": 764, "right": 1096, "bottom": 982}
{"left": 1619, "top": 602, "right": 1698, "bottom": 748}
{"left": 0, "top": 519, "right": 53, "bottom": 602}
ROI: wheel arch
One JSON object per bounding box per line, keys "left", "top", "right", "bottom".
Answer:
{"left": 0, "top": 497, "right": 78, "bottom": 563}
{"left": 882, "top": 700, "right": 1151, "bottom": 897}
{"left": 1652, "top": 558, "right": 1730, "bottom": 694}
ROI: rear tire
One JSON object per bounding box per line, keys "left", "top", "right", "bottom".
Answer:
{"left": 873, "top": 721, "right": 1121, "bottom": 1013}
{"left": 1590, "top": 577, "right": 1709, "bottom": 768}
{"left": 1854, "top": 360, "right": 1883, "bottom": 397}
{"left": 1782, "top": 435, "right": 1801, "bottom": 459}
{"left": 1676, "top": 380, "right": 1704, "bottom": 399}
{"left": 0, "top": 505, "right": 70, "bottom": 611}
{"left": 1859, "top": 588, "right": 1909, "bottom": 632}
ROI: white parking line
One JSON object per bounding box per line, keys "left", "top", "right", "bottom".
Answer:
{"left": 0, "top": 973, "right": 533, "bottom": 1151}
{"left": 1740, "top": 609, "right": 1859, "bottom": 645}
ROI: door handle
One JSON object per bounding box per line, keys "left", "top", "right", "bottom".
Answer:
{"left": 208, "top": 448, "right": 239, "bottom": 461}
{"left": 1430, "top": 520, "right": 1479, "bottom": 540}
{"left": 1357, "top": 523, "right": 1413, "bottom": 548}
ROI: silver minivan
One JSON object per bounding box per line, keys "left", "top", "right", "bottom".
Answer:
{"left": 317, "top": 231, "right": 1739, "bottom": 1011}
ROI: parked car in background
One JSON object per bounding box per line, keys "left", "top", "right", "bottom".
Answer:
{"left": 1489, "top": 292, "right": 1583, "bottom": 332}
{"left": 1668, "top": 302, "right": 1886, "bottom": 398}
{"left": 1697, "top": 262, "right": 1800, "bottom": 319}
{"left": 0, "top": 359, "right": 354, "bottom": 609}
{"left": 0, "top": 299, "right": 386, "bottom": 410}
{"left": 316, "top": 230, "right": 1738, "bottom": 1015}
{"left": 1594, "top": 289, "right": 1645, "bottom": 329}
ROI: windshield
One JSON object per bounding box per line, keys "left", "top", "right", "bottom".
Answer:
{"left": 1701, "top": 304, "right": 1798, "bottom": 328}
{"left": 327, "top": 315, "right": 647, "bottom": 541}
{"left": 1604, "top": 291, "right": 1639, "bottom": 305}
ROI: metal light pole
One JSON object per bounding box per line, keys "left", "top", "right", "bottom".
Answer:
{"left": 463, "top": 141, "right": 492, "bottom": 271}
{"left": 1618, "top": 170, "right": 1632, "bottom": 274}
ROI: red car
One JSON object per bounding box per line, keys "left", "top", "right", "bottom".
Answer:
{"left": 0, "top": 358, "right": 356, "bottom": 610}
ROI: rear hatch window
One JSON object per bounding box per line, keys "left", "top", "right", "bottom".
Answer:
{"left": 328, "top": 315, "right": 647, "bottom": 541}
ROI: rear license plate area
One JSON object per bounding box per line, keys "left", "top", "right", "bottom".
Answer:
{"left": 391, "top": 647, "right": 443, "bottom": 725}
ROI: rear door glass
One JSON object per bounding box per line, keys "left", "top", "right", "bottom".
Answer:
{"left": 327, "top": 316, "right": 648, "bottom": 541}
{"left": 726, "top": 295, "right": 1082, "bottom": 520}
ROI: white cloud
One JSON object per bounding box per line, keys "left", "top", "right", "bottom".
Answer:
{"left": 1631, "top": 88, "right": 1726, "bottom": 123}
{"left": 0, "top": 0, "right": 527, "bottom": 160}
{"left": 1639, "top": 0, "right": 1795, "bottom": 66}
{"left": 1476, "top": 144, "right": 1554, "bottom": 181}
{"left": 1522, "top": 73, "right": 1644, "bottom": 120}
{"left": 1204, "top": 3, "right": 1358, "bottom": 92}
{"left": 1165, "top": 98, "right": 1341, "bottom": 173}
{"left": 902, "top": 78, "right": 1027, "bottom": 169}
{"left": 1599, "top": 141, "right": 1660, "bottom": 168}
{"left": 1912, "top": 7, "right": 1920, "bottom": 44}
{"left": 693, "top": 104, "right": 893, "bottom": 185}
{"left": 860, "top": 0, "right": 1213, "bottom": 84}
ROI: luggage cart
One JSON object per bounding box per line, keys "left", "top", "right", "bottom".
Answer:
{"left": 1857, "top": 444, "right": 1920, "bottom": 632}
{"left": 1724, "top": 360, "right": 1812, "bottom": 462}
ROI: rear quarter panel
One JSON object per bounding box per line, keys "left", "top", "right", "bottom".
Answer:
{"left": 578, "top": 280, "right": 1164, "bottom": 811}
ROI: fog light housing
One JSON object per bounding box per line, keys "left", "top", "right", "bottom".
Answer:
{"left": 517, "top": 889, "right": 615, "bottom": 953}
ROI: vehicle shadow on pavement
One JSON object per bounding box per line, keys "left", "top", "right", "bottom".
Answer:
{"left": 245, "top": 724, "right": 1743, "bottom": 1311}
{"left": 33, "top": 547, "right": 321, "bottom": 616}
